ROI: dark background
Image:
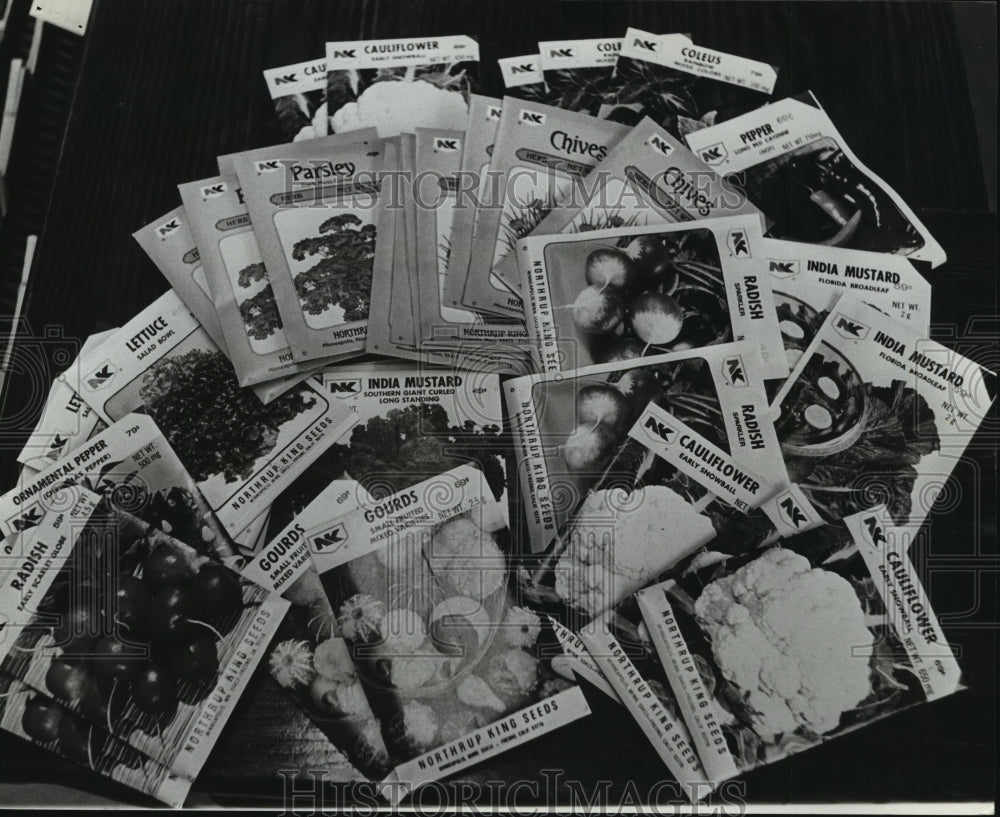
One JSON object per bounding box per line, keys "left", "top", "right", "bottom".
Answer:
{"left": 0, "top": 0, "right": 996, "bottom": 808}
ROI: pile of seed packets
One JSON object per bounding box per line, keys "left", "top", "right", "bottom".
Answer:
{"left": 5, "top": 28, "right": 996, "bottom": 806}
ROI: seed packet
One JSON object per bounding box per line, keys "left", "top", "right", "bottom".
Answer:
{"left": 602, "top": 28, "right": 777, "bottom": 136}
{"left": 309, "top": 466, "right": 591, "bottom": 800}
{"left": 441, "top": 95, "right": 501, "bottom": 314}
{"left": 71, "top": 291, "right": 357, "bottom": 537}
{"left": 629, "top": 506, "right": 960, "bottom": 786}
{"left": 577, "top": 611, "right": 711, "bottom": 803}
{"left": 497, "top": 55, "right": 547, "bottom": 101}
{"left": 16, "top": 329, "right": 115, "bottom": 472}
{"left": 240, "top": 477, "right": 392, "bottom": 781}
{"left": 523, "top": 118, "right": 762, "bottom": 242}
{"left": 0, "top": 675, "right": 192, "bottom": 806}
{"left": 537, "top": 37, "right": 624, "bottom": 114}
{"left": 132, "top": 207, "right": 228, "bottom": 354}
{"left": 757, "top": 236, "right": 932, "bottom": 372}
{"left": 0, "top": 483, "right": 289, "bottom": 780}
{"left": 413, "top": 128, "right": 531, "bottom": 354}
{"left": 516, "top": 214, "right": 787, "bottom": 380}
{"left": 507, "top": 343, "right": 789, "bottom": 612}
{"left": 234, "top": 138, "right": 384, "bottom": 363}
{"left": 465, "top": 99, "right": 630, "bottom": 314}
{"left": 325, "top": 35, "right": 479, "bottom": 138}
{"left": 264, "top": 56, "right": 329, "bottom": 142}
{"left": 684, "top": 93, "right": 946, "bottom": 267}
{"left": 1, "top": 413, "right": 237, "bottom": 563}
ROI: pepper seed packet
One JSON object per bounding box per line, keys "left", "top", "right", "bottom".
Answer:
{"left": 263, "top": 56, "right": 329, "bottom": 142}
{"left": 497, "top": 55, "right": 547, "bottom": 102}
{"left": 325, "top": 36, "right": 479, "bottom": 138}
{"left": 0, "top": 675, "right": 192, "bottom": 806}
{"left": 71, "top": 291, "right": 357, "bottom": 538}
{"left": 16, "top": 329, "right": 115, "bottom": 473}
{"left": 0, "top": 483, "right": 289, "bottom": 781}
{"left": 309, "top": 466, "right": 591, "bottom": 801}
{"left": 413, "top": 128, "right": 532, "bottom": 358}
{"left": 508, "top": 343, "right": 789, "bottom": 612}
{"left": 537, "top": 36, "right": 625, "bottom": 114}
{"left": 628, "top": 506, "right": 960, "bottom": 787}
{"left": 756, "top": 236, "right": 932, "bottom": 372}
{"left": 684, "top": 93, "right": 947, "bottom": 266}
{"left": 133, "top": 207, "right": 228, "bottom": 355}
{"left": 234, "top": 137, "right": 384, "bottom": 363}
{"left": 522, "top": 117, "right": 762, "bottom": 243}
{"left": 516, "top": 214, "right": 787, "bottom": 380}
{"left": 603, "top": 28, "right": 777, "bottom": 137}
{"left": 465, "top": 98, "right": 630, "bottom": 314}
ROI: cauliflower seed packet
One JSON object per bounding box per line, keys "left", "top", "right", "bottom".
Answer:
{"left": 263, "top": 56, "right": 329, "bottom": 142}
{"left": 234, "top": 137, "right": 384, "bottom": 363}
{"left": 71, "top": 292, "right": 358, "bottom": 538}
{"left": 325, "top": 35, "right": 479, "bottom": 138}
{"left": 684, "top": 93, "right": 946, "bottom": 267}
{"left": 517, "top": 214, "right": 787, "bottom": 380}
{"left": 309, "top": 466, "right": 591, "bottom": 800}
{"left": 465, "top": 98, "right": 630, "bottom": 314}
{"left": 497, "top": 55, "right": 547, "bottom": 102}
{"left": 133, "top": 207, "right": 228, "bottom": 354}
{"left": 603, "top": 28, "right": 777, "bottom": 137}
{"left": 0, "top": 483, "right": 289, "bottom": 782}
{"left": 627, "top": 506, "right": 961, "bottom": 785}
{"left": 507, "top": 342, "right": 790, "bottom": 619}
{"left": 520, "top": 117, "right": 762, "bottom": 245}
{"left": 16, "top": 329, "right": 115, "bottom": 473}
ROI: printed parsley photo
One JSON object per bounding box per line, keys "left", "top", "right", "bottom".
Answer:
{"left": 291, "top": 213, "right": 376, "bottom": 321}
{"left": 139, "top": 348, "right": 316, "bottom": 483}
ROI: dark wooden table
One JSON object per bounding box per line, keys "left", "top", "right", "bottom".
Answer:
{"left": 0, "top": 0, "right": 996, "bottom": 807}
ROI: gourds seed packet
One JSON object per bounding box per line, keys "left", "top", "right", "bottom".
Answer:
{"left": 603, "top": 28, "right": 777, "bottom": 137}
{"left": 133, "top": 207, "right": 227, "bottom": 354}
{"left": 516, "top": 214, "right": 788, "bottom": 380}
{"left": 684, "top": 93, "right": 946, "bottom": 267}
{"left": 325, "top": 36, "right": 479, "bottom": 138}
{"left": 263, "top": 56, "right": 329, "bottom": 142}
{"left": 234, "top": 137, "right": 384, "bottom": 363}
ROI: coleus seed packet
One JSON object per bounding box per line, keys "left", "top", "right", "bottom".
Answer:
{"left": 264, "top": 56, "right": 329, "bottom": 142}
{"left": 497, "top": 55, "right": 547, "bottom": 101}
{"left": 325, "top": 35, "right": 479, "bottom": 138}
{"left": 0, "top": 675, "right": 192, "bottom": 806}
{"left": 523, "top": 118, "right": 762, "bottom": 242}
{"left": 626, "top": 506, "right": 960, "bottom": 787}
{"left": 309, "top": 466, "right": 591, "bottom": 801}
{"left": 234, "top": 137, "right": 384, "bottom": 363}
{"left": 133, "top": 207, "right": 228, "bottom": 354}
{"left": 465, "top": 98, "right": 630, "bottom": 315}
{"left": 507, "top": 343, "right": 789, "bottom": 609}
{"left": 70, "top": 292, "right": 357, "bottom": 539}
{"left": 0, "top": 483, "right": 289, "bottom": 781}
{"left": 516, "top": 214, "right": 787, "bottom": 380}
{"left": 756, "top": 236, "right": 932, "bottom": 372}
{"left": 442, "top": 95, "right": 501, "bottom": 314}
{"left": 16, "top": 329, "right": 115, "bottom": 473}
{"left": 413, "top": 128, "right": 532, "bottom": 359}
{"left": 537, "top": 36, "right": 625, "bottom": 114}
{"left": 604, "top": 28, "right": 777, "bottom": 137}
{"left": 684, "top": 93, "right": 946, "bottom": 266}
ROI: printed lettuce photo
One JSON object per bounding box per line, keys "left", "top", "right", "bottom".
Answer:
{"left": 327, "top": 61, "right": 476, "bottom": 137}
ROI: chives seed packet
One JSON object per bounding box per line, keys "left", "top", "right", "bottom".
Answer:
{"left": 465, "top": 98, "right": 630, "bottom": 316}
{"left": 516, "top": 214, "right": 787, "bottom": 379}
{"left": 497, "top": 55, "right": 547, "bottom": 101}
{"left": 133, "top": 206, "right": 227, "bottom": 354}
{"left": 603, "top": 28, "right": 777, "bottom": 136}
{"left": 263, "top": 56, "right": 329, "bottom": 142}
{"left": 235, "top": 137, "right": 384, "bottom": 363}
{"left": 325, "top": 36, "right": 479, "bottom": 138}
{"left": 684, "top": 93, "right": 946, "bottom": 266}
